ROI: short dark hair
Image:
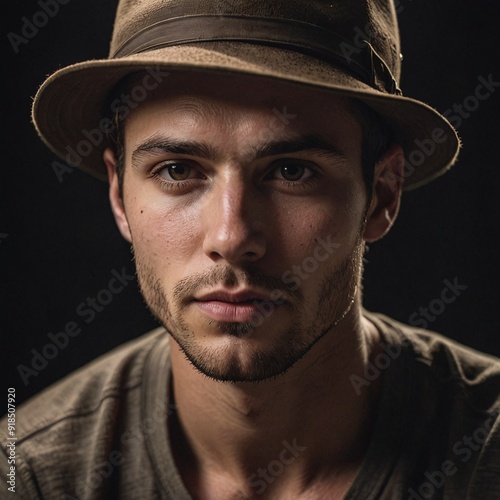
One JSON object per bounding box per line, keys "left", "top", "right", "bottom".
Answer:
{"left": 349, "top": 98, "right": 393, "bottom": 196}
{"left": 105, "top": 79, "right": 393, "bottom": 197}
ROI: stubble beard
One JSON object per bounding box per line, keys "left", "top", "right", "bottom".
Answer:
{"left": 133, "top": 238, "right": 365, "bottom": 383}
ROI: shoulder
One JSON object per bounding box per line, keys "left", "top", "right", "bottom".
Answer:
{"left": 5, "top": 327, "right": 168, "bottom": 442}
{"left": 368, "top": 311, "right": 500, "bottom": 379}
{"left": 1, "top": 327, "right": 169, "bottom": 498}
{"left": 364, "top": 312, "right": 500, "bottom": 494}
{"left": 366, "top": 310, "right": 500, "bottom": 417}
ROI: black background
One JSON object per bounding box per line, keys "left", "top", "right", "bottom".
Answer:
{"left": 3, "top": 0, "right": 500, "bottom": 408}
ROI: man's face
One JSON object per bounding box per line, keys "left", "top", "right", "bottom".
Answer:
{"left": 110, "top": 73, "right": 372, "bottom": 382}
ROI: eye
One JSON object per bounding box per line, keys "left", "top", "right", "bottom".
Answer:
{"left": 270, "top": 160, "right": 315, "bottom": 182}
{"left": 155, "top": 161, "right": 201, "bottom": 181}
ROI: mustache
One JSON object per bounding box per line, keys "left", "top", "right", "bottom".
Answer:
{"left": 173, "top": 266, "right": 304, "bottom": 303}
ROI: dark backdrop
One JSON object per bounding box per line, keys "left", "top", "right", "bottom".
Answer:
{"left": 3, "top": 0, "right": 500, "bottom": 407}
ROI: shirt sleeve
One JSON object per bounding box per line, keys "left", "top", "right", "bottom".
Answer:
{"left": 0, "top": 446, "right": 42, "bottom": 500}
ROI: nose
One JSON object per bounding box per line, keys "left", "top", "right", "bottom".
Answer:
{"left": 202, "top": 174, "right": 267, "bottom": 265}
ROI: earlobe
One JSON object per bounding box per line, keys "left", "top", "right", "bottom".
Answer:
{"left": 103, "top": 148, "right": 132, "bottom": 243}
{"left": 363, "top": 144, "right": 405, "bottom": 243}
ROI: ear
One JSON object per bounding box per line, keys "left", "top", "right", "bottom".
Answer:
{"left": 103, "top": 147, "right": 132, "bottom": 243}
{"left": 363, "top": 144, "right": 405, "bottom": 243}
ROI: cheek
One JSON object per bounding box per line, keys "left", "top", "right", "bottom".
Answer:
{"left": 127, "top": 199, "right": 201, "bottom": 274}
{"left": 275, "top": 182, "right": 367, "bottom": 263}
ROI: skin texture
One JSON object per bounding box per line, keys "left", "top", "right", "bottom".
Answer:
{"left": 104, "top": 72, "right": 404, "bottom": 498}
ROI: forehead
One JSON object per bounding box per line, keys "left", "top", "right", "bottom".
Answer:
{"left": 122, "top": 71, "right": 361, "bottom": 151}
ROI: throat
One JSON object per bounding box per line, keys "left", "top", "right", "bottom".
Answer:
{"left": 165, "top": 315, "right": 383, "bottom": 498}
{"left": 169, "top": 402, "right": 367, "bottom": 500}
{"left": 167, "top": 379, "right": 378, "bottom": 500}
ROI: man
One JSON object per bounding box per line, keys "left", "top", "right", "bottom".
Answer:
{"left": 2, "top": 0, "right": 499, "bottom": 499}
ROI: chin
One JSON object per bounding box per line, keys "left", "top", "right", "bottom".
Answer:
{"left": 167, "top": 316, "right": 320, "bottom": 383}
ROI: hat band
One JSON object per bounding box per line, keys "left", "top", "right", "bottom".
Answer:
{"left": 113, "top": 15, "right": 402, "bottom": 95}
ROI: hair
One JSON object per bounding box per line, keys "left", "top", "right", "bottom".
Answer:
{"left": 349, "top": 98, "right": 393, "bottom": 197}
{"left": 107, "top": 110, "right": 126, "bottom": 194}
{"left": 104, "top": 78, "right": 393, "bottom": 198}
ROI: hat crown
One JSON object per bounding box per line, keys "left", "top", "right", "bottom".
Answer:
{"left": 110, "top": 0, "right": 401, "bottom": 83}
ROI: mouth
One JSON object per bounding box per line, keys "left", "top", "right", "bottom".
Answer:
{"left": 192, "top": 289, "right": 281, "bottom": 323}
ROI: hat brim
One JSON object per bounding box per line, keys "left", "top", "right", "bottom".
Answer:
{"left": 32, "top": 42, "right": 460, "bottom": 190}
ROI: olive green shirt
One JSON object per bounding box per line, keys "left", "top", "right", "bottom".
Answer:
{"left": 1, "top": 313, "right": 499, "bottom": 499}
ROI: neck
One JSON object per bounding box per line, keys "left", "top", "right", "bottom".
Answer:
{"left": 168, "top": 307, "right": 382, "bottom": 497}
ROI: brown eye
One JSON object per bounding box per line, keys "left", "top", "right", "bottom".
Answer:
{"left": 158, "top": 162, "right": 192, "bottom": 181}
{"left": 271, "top": 160, "right": 314, "bottom": 182}
{"left": 279, "top": 164, "right": 305, "bottom": 181}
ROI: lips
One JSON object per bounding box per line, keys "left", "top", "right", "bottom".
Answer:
{"left": 193, "top": 289, "right": 276, "bottom": 322}
{"left": 195, "top": 290, "right": 271, "bottom": 303}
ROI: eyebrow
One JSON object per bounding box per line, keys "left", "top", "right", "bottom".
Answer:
{"left": 131, "top": 133, "right": 347, "bottom": 170}
{"left": 132, "top": 135, "right": 216, "bottom": 170}
{"left": 253, "top": 135, "right": 347, "bottom": 162}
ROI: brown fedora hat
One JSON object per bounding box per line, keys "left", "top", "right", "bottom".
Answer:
{"left": 32, "top": 0, "right": 460, "bottom": 190}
